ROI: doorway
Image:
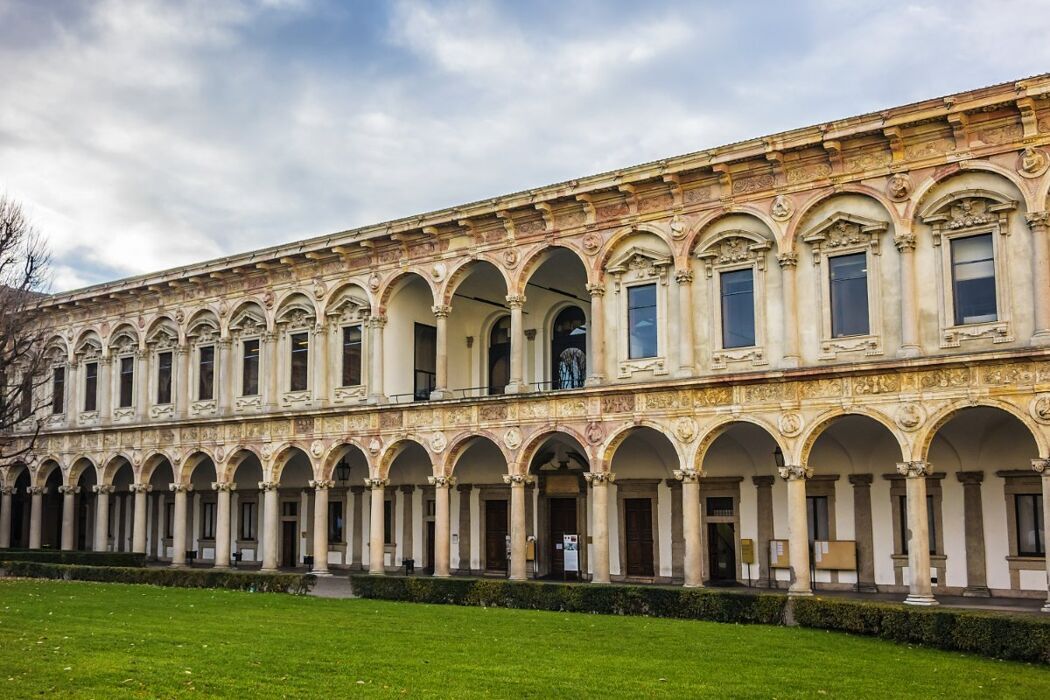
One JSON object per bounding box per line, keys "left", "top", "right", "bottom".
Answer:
{"left": 425, "top": 520, "right": 436, "bottom": 574}
{"left": 547, "top": 497, "right": 577, "bottom": 576}
{"left": 707, "top": 522, "right": 737, "bottom": 585}
{"left": 281, "top": 501, "right": 298, "bottom": 568}
{"left": 624, "top": 498, "right": 654, "bottom": 577}
{"left": 484, "top": 499, "right": 508, "bottom": 572}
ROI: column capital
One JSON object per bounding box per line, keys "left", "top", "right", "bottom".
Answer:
{"left": 894, "top": 233, "right": 917, "bottom": 252}
{"left": 896, "top": 461, "right": 931, "bottom": 478}
{"left": 431, "top": 304, "right": 452, "bottom": 319}
{"left": 672, "top": 468, "right": 704, "bottom": 483}
{"left": 585, "top": 282, "right": 606, "bottom": 297}
{"left": 847, "top": 473, "right": 873, "bottom": 487}
{"left": 1025, "top": 211, "right": 1050, "bottom": 230}
{"left": 505, "top": 294, "right": 526, "bottom": 309}
{"left": 428, "top": 475, "right": 457, "bottom": 488}
{"left": 674, "top": 270, "right": 694, "bottom": 285}
{"left": 367, "top": 315, "right": 388, "bottom": 329}
{"left": 309, "top": 479, "right": 335, "bottom": 490}
{"left": 0, "top": 485, "right": 16, "bottom": 495}
{"left": 583, "top": 471, "right": 616, "bottom": 485}
{"left": 211, "top": 481, "right": 237, "bottom": 492}
{"left": 778, "top": 464, "right": 812, "bottom": 481}
{"left": 58, "top": 485, "right": 81, "bottom": 495}
{"left": 168, "top": 482, "right": 193, "bottom": 493}
{"left": 1032, "top": 458, "right": 1050, "bottom": 475}
{"left": 364, "top": 477, "right": 388, "bottom": 490}
{"left": 257, "top": 481, "right": 278, "bottom": 492}
{"left": 27, "top": 485, "right": 47, "bottom": 495}
{"left": 502, "top": 473, "right": 535, "bottom": 486}
{"left": 92, "top": 484, "right": 115, "bottom": 494}
{"left": 129, "top": 483, "right": 153, "bottom": 494}
{"left": 777, "top": 252, "right": 799, "bottom": 268}
{"left": 955, "top": 470, "right": 984, "bottom": 485}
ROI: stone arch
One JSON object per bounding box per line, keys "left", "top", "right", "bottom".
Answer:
{"left": 320, "top": 441, "right": 372, "bottom": 481}
{"left": 73, "top": 328, "right": 103, "bottom": 360}
{"left": 227, "top": 298, "right": 270, "bottom": 337}
{"left": 323, "top": 282, "right": 372, "bottom": 324}
{"left": 599, "top": 421, "right": 683, "bottom": 473}
{"left": 909, "top": 161, "right": 1035, "bottom": 219}
{"left": 597, "top": 222, "right": 674, "bottom": 272}
{"left": 692, "top": 415, "right": 789, "bottom": 468}
{"left": 687, "top": 210, "right": 778, "bottom": 259}
{"left": 106, "top": 323, "right": 140, "bottom": 354}
{"left": 916, "top": 398, "right": 1048, "bottom": 461}
{"left": 139, "top": 450, "right": 177, "bottom": 484}
{"left": 101, "top": 452, "right": 136, "bottom": 485}
{"left": 68, "top": 455, "right": 99, "bottom": 486}
{"left": 796, "top": 407, "right": 908, "bottom": 466}
{"left": 444, "top": 430, "right": 511, "bottom": 476}
{"left": 274, "top": 291, "right": 318, "bottom": 328}
{"left": 917, "top": 186, "right": 1020, "bottom": 226}
{"left": 377, "top": 437, "right": 433, "bottom": 479}
{"left": 175, "top": 448, "right": 217, "bottom": 483}
{"left": 185, "top": 308, "right": 221, "bottom": 344}
{"left": 377, "top": 269, "right": 437, "bottom": 312}
{"left": 269, "top": 443, "right": 315, "bottom": 482}
{"left": 43, "top": 334, "right": 70, "bottom": 364}
{"left": 219, "top": 446, "right": 263, "bottom": 483}
{"left": 440, "top": 256, "right": 512, "bottom": 307}
{"left": 517, "top": 425, "right": 593, "bottom": 474}
{"left": 787, "top": 185, "right": 901, "bottom": 249}
{"left": 32, "top": 458, "right": 64, "bottom": 489}
{"left": 145, "top": 315, "right": 181, "bottom": 349}
{"left": 515, "top": 242, "right": 594, "bottom": 293}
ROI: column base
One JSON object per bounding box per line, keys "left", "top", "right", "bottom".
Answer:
{"left": 962, "top": 585, "right": 991, "bottom": 598}
{"left": 897, "top": 344, "right": 922, "bottom": 358}
{"left": 503, "top": 382, "right": 527, "bottom": 395}
{"left": 368, "top": 569, "right": 385, "bottom": 576}
{"left": 1042, "top": 599, "right": 1050, "bottom": 613}
{"left": 429, "top": 389, "right": 455, "bottom": 401}
{"left": 787, "top": 589, "right": 813, "bottom": 598}
{"left": 260, "top": 567, "right": 278, "bottom": 573}
{"left": 433, "top": 572, "right": 450, "bottom": 578}
{"left": 1031, "top": 331, "right": 1050, "bottom": 347}
{"left": 780, "top": 356, "right": 800, "bottom": 369}
{"left": 682, "top": 582, "right": 704, "bottom": 589}
{"left": 856, "top": 583, "right": 878, "bottom": 593}
{"left": 903, "top": 593, "right": 939, "bottom": 606}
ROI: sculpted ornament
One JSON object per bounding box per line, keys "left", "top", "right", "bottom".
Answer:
{"left": 887, "top": 173, "right": 911, "bottom": 201}
{"left": 669, "top": 214, "right": 686, "bottom": 240}
{"left": 1030, "top": 394, "right": 1050, "bottom": 425}
{"left": 503, "top": 249, "right": 519, "bottom": 268}
{"left": 368, "top": 272, "right": 381, "bottom": 292}
{"left": 1018, "top": 146, "right": 1049, "bottom": 178}
{"left": 778, "top": 412, "right": 803, "bottom": 437}
{"left": 895, "top": 402, "right": 926, "bottom": 431}
{"left": 430, "top": 262, "right": 447, "bottom": 282}
{"left": 770, "top": 195, "right": 794, "bottom": 221}
{"left": 310, "top": 440, "right": 325, "bottom": 458}
{"left": 368, "top": 437, "right": 382, "bottom": 456}
{"left": 582, "top": 232, "right": 602, "bottom": 254}
{"left": 673, "top": 417, "right": 698, "bottom": 443}
{"left": 585, "top": 421, "right": 605, "bottom": 445}
{"left": 429, "top": 432, "right": 447, "bottom": 453}
{"left": 503, "top": 427, "right": 522, "bottom": 450}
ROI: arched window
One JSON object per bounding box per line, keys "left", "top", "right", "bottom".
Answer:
{"left": 551, "top": 306, "right": 586, "bottom": 390}
{"left": 488, "top": 316, "right": 511, "bottom": 395}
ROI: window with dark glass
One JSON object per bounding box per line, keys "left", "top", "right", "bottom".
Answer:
{"left": 720, "top": 268, "right": 756, "bottom": 348}
{"left": 829, "top": 253, "right": 869, "bottom": 337}
{"left": 84, "top": 361, "right": 98, "bottom": 412}
{"left": 383, "top": 499, "right": 393, "bottom": 545}
{"left": 242, "top": 339, "right": 260, "bottom": 396}
{"left": 107, "top": 499, "right": 114, "bottom": 537}
{"left": 198, "top": 346, "right": 215, "bottom": 400}
{"left": 52, "top": 366, "right": 65, "bottom": 415}
{"left": 1016, "top": 493, "right": 1044, "bottom": 556}
{"left": 413, "top": 323, "right": 436, "bottom": 401}
{"left": 342, "top": 326, "right": 362, "bottom": 387}
{"left": 807, "top": 496, "right": 829, "bottom": 542}
{"left": 157, "top": 351, "right": 173, "bottom": 404}
{"left": 201, "top": 502, "right": 216, "bottom": 540}
{"left": 19, "top": 374, "right": 32, "bottom": 420}
{"left": 328, "top": 500, "right": 344, "bottom": 543}
{"left": 240, "top": 501, "right": 256, "bottom": 540}
{"left": 898, "top": 494, "right": 936, "bottom": 555}
{"left": 290, "top": 332, "right": 309, "bottom": 392}
{"left": 951, "top": 233, "right": 997, "bottom": 325}
{"left": 627, "top": 283, "right": 657, "bottom": 359}
{"left": 488, "top": 316, "right": 510, "bottom": 395}
{"left": 706, "top": 497, "right": 734, "bottom": 517}
{"left": 551, "top": 306, "right": 586, "bottom": 390}
{"left": 118, "top": 356, "right": 134, "bottom": 408}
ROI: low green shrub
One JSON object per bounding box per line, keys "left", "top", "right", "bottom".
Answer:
{"left": 0, "top": 549, "right": 146, "bottom": 567}
{"left": 3, "top": 561, "right": 315, "bottom": 595}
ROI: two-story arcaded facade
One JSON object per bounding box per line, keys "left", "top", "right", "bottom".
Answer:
{"left": 4, "top": 75, "right": 1050, "bottom": 608}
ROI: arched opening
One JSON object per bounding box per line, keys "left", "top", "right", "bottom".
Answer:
{"left": 521, "top": 247, "right": 590, "bottom": 390}
{"left": 450, "top": 436, "right": 510, "bottom": 575}
{"left": 550, "top": 306, "right": 586, "bottom": 390}
{"left": 487, "top": 316, "right": 511, "bottom": 395}
{"left": 108, "top": 459, "right": 135, "bottom": 553}
{"left": 382, "top": 273, "right": 436, "bottom": 402}
{"left": 73, "top": 461, "right": 98, "bottom": 551}
{"left": 274, "top": 447, "right": 313, "bottom": 569}
{"left": 526, "top": 432, "right": 589, "bottom": 579}
{"left": 40, "top": 462, "right": 64, "bottom": 549}
{"left": 228, "top": 452, "right": 264, "bottom": 565}
{"left": 324, "top": 444, "right": 370, "bottom": 569}
{"left": 444, "top": 260, "right": 509, "bottom": 398}
{"left": 185, "top": 455, "right": 218, "bottom": 563}
{"left": 385, "top": 441, "right": 433, "bottom": 572}
{"left": 146, "top": 457, "right": 175, "bottom": 560}
{"left": 11, "top": 466, "right": 30, "bottom": 548}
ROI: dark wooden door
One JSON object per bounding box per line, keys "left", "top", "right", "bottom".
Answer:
{"left": 548, "top": 497, "right": 577, "bottom": 575}
{"left": 281, "top": 521, "right": 297, "bottom": 568}
{"left": 708, "top": 522, "right": 737, "bottom": 584}
{"left": 624, "top": 498, "right": 654, "bottom": 577}
{"left": 484, "top": 499, "right": 508, "bottom": 572}
{"left": 425, "top": 520, "right": 436, "bottom": 574}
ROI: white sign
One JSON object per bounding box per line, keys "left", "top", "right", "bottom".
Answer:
{"left": 563, "top": 534, "right": 579, "bottom": 573}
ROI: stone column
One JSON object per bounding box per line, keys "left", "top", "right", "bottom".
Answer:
{"left": 675, "top": 270, "right": 695, "bottom": 377}
{"left": 92, "top": 484, "right": 114, "bottom": 552}
{"left": 897, "top": 461, "right": 937, "bottom": 606}
{"left": 170, "top": 483, "right": 192, "bottom": 566}
{"left": 503, "top": 472, "right": 532, "bottom": 580}
{"left": 217, "top": 339, "right": 233, "bottom": 414}
{"left": 366, "top": 477, "right": 388, "bottom": 574}
{"left": 28, "top": 486, "right": 45, "bottom": 549}
{"left": 1031, "top": 459, "right": 1050, "bottom": 612}
{"left": 504, "top": 295, "right": 526, "bottom": 394}
{"left": 213, "top": 481, "right": 234, "bottom": 568}
{"left": 457, "top": 482, "right": 473, "bottom": 573}
{"left": 308, "top": 479, "right": 333, "bottom": 575}
{"left": 777, "top": 253, "right": 800, "bottom": 368}
{"left": 400, "top": 484, "right": 415, "bottom": 564}
{"left": 0, "top": 485, "right": 14, "bottom": 549}
{"left": 586, "top": 283, "right": 606, "bottom": 385}
{"left": 778, "top": 465, "right": 812, "bottom": 596}
{"left": 956, "top": 471, "right": 989, "bottom": 596}
{"left": 312, "top": 324, "right": 329, "bottom": 406}
{"left": 135, "top": 350, "right": 149, "bottom": 421}
{"left": 263, "top": 332, "right": 279, "bottom": 409}
{"left": 59, "top": 485, "right": 78, "bottom": 551}
{"left": 367, "top": 316, "right": 387, "bottom": 403}
{"left": 1027, "top": 213, "right": 1050, "bottom": 344}
{"left": 259, "top": 481, "right": 279, "bottom": 571}
{"left": 753, "top": 476, "right": 774, "bottom": 581}
{"left": 430, "top": 305, "right": 453, "bottom": 399}
{"left": 674, "top": 468, "right": 704, "bottom": 587}
{"left": 429, "top": 475, "right": 455, "bottom": 577}
{"left": 175, "top": 345, "right": 190, "bottom": 418}
{"left": 130, "top": 483, "right": 152, "bottom": 554}
{"left": 848, "top": 474, "right": 877, "bottom": 592}
{"left": 895, "top": 233, "right": 921, "bottom": 356}
{"left": 350, "top": 485, "right": 364, "bottom": 568}
{"left": 583, "top": 472, "right": 614, "bottom": 584}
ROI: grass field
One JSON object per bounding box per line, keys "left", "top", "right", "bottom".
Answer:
{"left": 0, "top": 579, "right": 1048, "bottom": 698}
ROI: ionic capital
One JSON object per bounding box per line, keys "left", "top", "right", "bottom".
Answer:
{"left": 309, "top": 479, "right": 335, "bottom": 490}
{"left": 364, "top": 477, "right": 389, "bottom": 490}
{"left": 257, "top": 481, "right": 279, "bottom": 492}
{"left": 673, "top": 468, "right": 705, "bottom": 483}
{"left": 168, "top": 482, "right": 193, "bottom": 494}
{"left": 428, "top": 475, "right": 457, "bottom": 488}
{"left": 129, "top": 483, "right": 153, "bottom": 494}
{"left": 1032, "top": 458, "right": 1050, "bottom": 475}
{"left": 896, "top": 461, "right": 931, "bottom": 478}
{"left": 502, "top": 474, "right": 535, "bottom": 486}
{"left": 776, "top": 252, "right": 799, "bottom": 269}
{"left": 58, "top": 485, "right": 81, "bottom": 495}
{"left": 1025, "top": 211, "right": 1050, "bottom": 231}
{"left": 777, "top": 464, "right": 812, "bottom": 481}
{"left": 583, "top": 472, "right": 616, "bottom": 485}
{"left": 431, "top": 304, "right": 452, "bottom": 319}
{"left": 586, "top": 282, "right": 606, "bottom": 298}
{"left": 211, "top": 481, "right": 237, "bottom": 492}
{"left": 93, "top": 484, "right": 116, "bottom": 495}
{"left": 505, "top": 294, "right": 526, "bottom": 309}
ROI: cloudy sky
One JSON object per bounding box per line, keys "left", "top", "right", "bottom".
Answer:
{"left": 2, "top": 0, "right": 1049, "bottom": 292}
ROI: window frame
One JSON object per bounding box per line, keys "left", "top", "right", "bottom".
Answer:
{"left": 117, "top": 355, "right": 135, "bottom": 410}
{"left": 82, "top": 360, "right": 99, "bottom": 413}
{"left": 1014, "top": 493, "right": 1044, "bottom": 557}
{"left": 341, "top": 324, "right": 363, "bottom": 388}
{"left": 288, "top": 330, "right": 311, "bottom": 393}
{"left": 239, "top": 500, "right": 257, "bottom": 541}
{"left": 605, "top": 244, "right": 672, "bottom": 379}
{"left": 197, "top": 344, "right": 216, "bottom": 402}
{"left": 51, "top": 365, "right": 65, "bottom": 416}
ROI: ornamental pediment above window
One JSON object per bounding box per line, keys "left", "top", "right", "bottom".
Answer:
{"left": 145, "top": 325, "right": 178, "bottom": 350}
{"left": 276, "top": 301, "right": 316, "bottom": 331}
{"left": 74, "top": 336, "right": 102, "bottom": 361}
{"left": 229, "top": 309, "right": 266, "bottom": 337}
{"left": 109, "top": 331, "right": 138, "bottom": 356}
{"left": 605, "top": 245, "right": 673, "bottom": 287}
{"left": 326, "top": 294, "right": 370, "bottom": 324}
{"left": 696, "top": 230, "right": 771, "bottom": 276}
{"left": 186, "top": 317, "right": 220, "bottom": 345}
{"left": 918, "top": 189, "right": 1017, "bottom": 243}
{"left": 801, "top": 213, "right": 888, "bottom": 259}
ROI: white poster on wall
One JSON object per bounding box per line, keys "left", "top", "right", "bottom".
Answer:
{"left": 563, "top": 534, "right": 579, "bottom": 572}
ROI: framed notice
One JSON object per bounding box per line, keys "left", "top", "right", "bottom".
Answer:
{"left": 563, "top": 534, "right": 579, "bottom": 572}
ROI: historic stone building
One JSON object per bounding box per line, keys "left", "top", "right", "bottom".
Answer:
{"left": 3, "top": 75, "right": 1050, "bottom": 609}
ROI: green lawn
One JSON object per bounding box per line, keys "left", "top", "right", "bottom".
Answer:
{"left": 0, "top": 580, "right": 1047, "bottom": 698}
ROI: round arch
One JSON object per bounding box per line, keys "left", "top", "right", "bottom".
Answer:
{"left": 517, "top": 426, "right": 592, "bottom": 475}
{"left": 692, "top": 415, "right": 789, "bottom": 469}
{"left": 515, "top": 242, "right": 593, "bottom": 293}
{"left": 269, "top": 443, "right": 316, "bottom": 483}
{"left": 909, "top": 161, "right": 1035, "bottom": 220}
{"left": 377, "top": 438, "right": 433, "bottom": 480}
{"left": 101, "top": 452, "right": 136, "bottom": 485}
{"left": 320, "top": 441, "right": 372, "bottom": 482}
{"left": 596, "top": 222, "right": 674, "bottom": 272}
{"left": 440, "top": 256, "right": 512, "bottom": 307}
{"left": 445, "top": 431, "right": 511, "bottom": 476}
{"left": 916, "top": 399, "right": 1048, "bottom": 462}
{"left": 599, "top": 421, "right": 683, "bottom": 473}
{"left": 175, "top": 449, "right": 217, "bottom": 484}
{"left": 797, "top": 408, "right": 908, "bottom": 466}
{"left": 377, "top": 269, "right": 438, "bottom": 311}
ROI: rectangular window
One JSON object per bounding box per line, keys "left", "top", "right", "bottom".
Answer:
{"left": 201, "top": 502, "right": 216, "bottom": 540}
{"left": 84, "top": 361, "right": 98, "bottom": 412}
{"left": 705, "top": 497, "right": 734, "bottom": 517}
{"left": 342, "top": 325, "right": 363, "bottom": 387}
{"left": 242, "top": 339, "right": 260, "bottom": 396}
{"left": 951, "top": 233, "right": 997, "bottom": 325}
{"left": 157, "top": 351, "right": 173, "bottom": 405}
{"left": 118, "top": 356, "right": 134, "bottom": 408}
{"left": 898, "top": 494, "right": 936, "bottom": 555}
{"left": 52, "top": 366, "right": 65, "bottom": 415}
{"left": 165, "top": 502, "right": 175, "bottom": 539}
{"left": 829, "top": 253, "right": 869, "bottom": 337}
{"left": 198, "top": 346, "right": 215, "bottom": 401}
{"left": 383, "top": 499, "right": 393, "bottom": 545}
{"left": 807, "top": 495, "right": 829, "bottom": 542}
{"left": 1016, "top": 493, "right": 1045, "bottom": 556}
{"left": 19, "top": 374, "right": 32, "bottom": 420}
{"left": 627, "top": 283, "right": 658, "bottom": 359}
{"left": 290, "top": 332, "right": 309, "bottom": 392}
{"left": 720, "top": 268, "right": 756, "bottom": 348}
{"left": 240, "top": 501, "right": 256, "bottom": 540}
{"left": 413, "top": 323, "right": 436, "bottom": 401}
{"left": 328, "top": 500, "right": 344, "bottom": 543}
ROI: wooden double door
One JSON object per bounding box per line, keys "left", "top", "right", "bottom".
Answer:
{"left": 548, "top": 497, "right": 578, "bottom": 576}
{"left": 624, "top": 498, "right": 655, "bottom": 577}
{"left": 484, "top": 499, "right": 508, "bottom": 572}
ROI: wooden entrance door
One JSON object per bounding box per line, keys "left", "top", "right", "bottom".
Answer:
{"left": 707, "top": 521, "right": 737, "bottom": 584}
{"left": 548, "top": 497, "right": 577, "bottom": 575}
{"left": 281, "top": 521, "right": 297, "bottom": 568}
{"left": 484, "top": 499, "right": 508, "bottom": 572}
{"left": 624, "top": 498, "right": 654, "bottom": 577}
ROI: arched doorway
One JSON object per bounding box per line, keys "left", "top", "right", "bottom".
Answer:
{"left": 551, "top": 306, "right": 586, "bottom": 390}
{"left": 526, "top": 432, "right": 589, "bottom": 579}
{"left": 488, "top": 316, "right": 510, "bottom": 395}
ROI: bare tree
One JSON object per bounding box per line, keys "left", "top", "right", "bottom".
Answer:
{"left": 0, "top": 194, "right": 51, "bottom": 462}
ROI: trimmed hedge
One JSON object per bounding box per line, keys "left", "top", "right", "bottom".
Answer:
{"left": 350, "top": 576, "right": 1050, "bottom": 664}
{"left": 3, "top": 561, "right": 315, "bottom": 595}
{"left": 0, "top": 549, "right": 146, "bottom": 567}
